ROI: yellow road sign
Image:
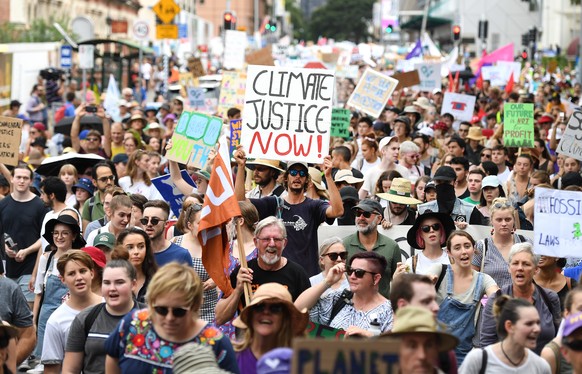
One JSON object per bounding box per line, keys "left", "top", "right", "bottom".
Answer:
{"left": 153, "top": 0, "right": 181, "bottom": 24}
{"left": 156, "top": 24, "right": 178, "bottom": 39}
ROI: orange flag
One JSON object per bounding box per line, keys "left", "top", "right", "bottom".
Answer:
{"left": 505, "top": 71, "right": 515, "bottom": 94}
{"left": 198, "top": 140, "right": 241, "bottom": 298}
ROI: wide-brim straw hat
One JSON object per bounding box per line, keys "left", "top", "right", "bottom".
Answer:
{"left": 377, "top": 178, "right": 422, "bottom": 205}
{"left": 308, "top": 167, "right": 325, "bottom": 191}
{"left": 233, "top": 283, "right": 308, "bottom": 336}
{"left": 334, "top": 169, "right": 363, "bottom": 184}
{"left": 406, "top": 212, "right": 456, "bottom": 249}
{"left": 246, "top": 159, "right": 285, "bottom": 173}
{"left": 466, "top": 127, "right": 486, "bottom": 141}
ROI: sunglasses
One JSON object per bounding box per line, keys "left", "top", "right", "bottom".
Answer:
{"left": 251, "top": 303, "right": 285, "bottom": 314}
{"left": 288, "top": 169, "right": 307, "bottom": 177}
{"left": 492, "top": 201, "right": 512, "bottom": 209}
{"left": 481, "top": 154, "right": 492, "bottom": 158}
{"left": 354, "top": 209, "right": 374, "bottom": 218}
{"left": 322, "top": 252, "right": 348, "bottom": 261}
{"left": 98, "top": 175, "right": 115, "bottom": 183}
{"left": 86, "top": 137, "right": 100, "bottom": 142}
{"left": 0, "top": 335, "right": 9, "bottom": 349}
{"left": 140, "top": 217, "right": 165, "bottom": 226}
{"left": 564, "top": 339, "right": 582, "bottom": 351}
{"left": 153, "top": 306, "right": 190, "bottom": 318}
{"left": 346, "top": 266, "right": 376, "bottom": 278}
{"left": 420, "top": 223, "right": 441, "bottom": 233}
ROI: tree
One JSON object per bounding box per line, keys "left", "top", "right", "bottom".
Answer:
{"left": 308, "top": 0, "right": 375, "bottom": 43}
{"left": 0, "top": 15, "right": 72, "bottom": 43}
{"left": 285, "top": 0, "right": 307, "bottom": 40}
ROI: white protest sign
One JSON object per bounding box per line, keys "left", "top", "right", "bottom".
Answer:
{"left": 497, "top": 61, "right": 521, "bottom": 82}
{"left": 557, "top": 111, "right": 582, "bottom": 161}
{"left": 241, "top": 65, "right": 335, "bottom": 164}
{"left": 347, "top": 68, "right": 398, "bottom": 119}
{"left": 441, "top": 92, "right": 476, "bottom": 122}
{"left": 78, "top": 45, "right": 94, "bottom": 69}
{"left": 396, "top": 59, "right": 416, "bottom": 72}
{"left": 223, "top": 30, "right": 247, "bottom": 70}
{"left": 187, "top": 87, "right": 205, "bottom": 108}
{"left": 414, "top": 62, "right": 441, "bottom": 91}
{"left": 481, "top": 66, "right": 506, "bottom": 86}
{"left": 534, "top": 188, "right": 582, "bottom": 258}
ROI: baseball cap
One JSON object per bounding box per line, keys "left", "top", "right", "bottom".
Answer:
{"left": 433, "top": 166, "right": 457, "bottom": 181}
{"left": 340, "top": 186, "right": 359, "bottom": 202}
{"left": 378, "top": 136, "right": 396, "bottom": 151}
{"left": 352, "top": 199, "right": 383, "bottom": 217}
{"left": 481, "top": 175, "right": 501, "bottom": 189}
{"left": 93, "top": 232, "right": 115, "bottom": 250}
{"left": 287, "top": 161, "right": 308, "bottom": 171}
{"left": 33, "top": 122, "right": 46, "bottom": 132}
{"left": 79, "top": 129, "right": 90, "bottom": 140}
{"left": 81, "top": 246, "right": 107, "bottom": 268}
{"left": 563, "top": 311, "right": 582, "bottom": 341}
{"left": 112, "top": 153, "right": 129, "bottom": 165}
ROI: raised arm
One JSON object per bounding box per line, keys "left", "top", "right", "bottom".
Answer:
{"left": 233, "top": 147, "right": 248, "bottom": 202}
{"left": 71, "top": 104, "right": 87, "bottom": 152}
{"left": 322, "top": 156, "right": 344, "bottom": 218}
{"left": 295, "top": 263, "right": 345, "bottom": 311}
{"left": 99, "top": 106, "right": 112, "bottom": 158}
{"left": 214, "top": 266, "right": 252, "bottom": 325}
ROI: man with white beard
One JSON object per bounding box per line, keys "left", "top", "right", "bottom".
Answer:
{"left": 214, "top": 216, "right": 311, "bottom": 325}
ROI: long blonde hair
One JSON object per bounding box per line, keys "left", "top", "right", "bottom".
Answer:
{"left": 233, "top": 305, "right": 295, "bottom": 352}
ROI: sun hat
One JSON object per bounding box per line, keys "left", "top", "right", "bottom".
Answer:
{"left": 72, "top": 177, "right": 95, "bottom": 196}
{"left": 43, "top": 215, "right": 86, "bottom": 248}
{"left": 382, "top": 306, "right": 458, "bottom": 352}
{"left": 129, "top": 113, "right": 147, "bottom": 125}
{"left": 376, "top": 178, "right": 422, "bottom": 205}
{"left": 233, "top": 283, "right": 309, "bottom": 335}
{"left": 352, "top": 198, "right": 384, "bottom": 218}
{"left": 173, "top": 343, "right": 231, "bottom": 374}
{"left": 246, "top": 159, "right": 285, "bottom": 173}
{"left": 403, "top": 105, "right": 421, "bottom": 116}
{"left": 81, "top": 246, "right": 107, "bottom": 268}
{"left": 466, "top": 127, "right": 486, "bottom": 141}
{"left": 334, "top": 169, "right": 363, "bottom": 184}
{"left": 93, "top": 232, "right": 116, "bottom": 251}
{"left": 173, "top": 96, "right": 185, "bottom": 103}
{"left": 432, "top": 166, "right": 457, "bottom": 182}
{"left": 256, "top": 348, "right": 293, "bottom": 374}
{"left": 481, "top": 175, "right": 501, "bottom": 189}
{"left": 413, "top": 97, "right": 432, "bottom": 110}
{"left": 308, "top": 167, "right": 325, "bottom": 191}
{"left": 406, "top": 212, "right": 456, "bottom": 249}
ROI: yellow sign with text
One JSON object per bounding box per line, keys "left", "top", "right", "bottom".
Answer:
{"left": 156, "top": 24, "right": 178, "bottom": 40}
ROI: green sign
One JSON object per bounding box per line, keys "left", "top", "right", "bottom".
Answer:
{"left": 331, "top": 108, "right": 351, "bottom": 138}
{"left": 503, "top": 103, "right": 534, "bottom": 148}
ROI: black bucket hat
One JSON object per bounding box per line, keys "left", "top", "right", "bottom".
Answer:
{"left": 407, "top": 212, "right": 456, "bottom": 249}
{"left": 43, "top": 215, "right": 85, "bottom": 249}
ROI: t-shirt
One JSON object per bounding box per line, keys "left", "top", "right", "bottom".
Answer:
{"left": 360, "top": 164, "right": 410, "bottom": 197}
{"left": 462, "top": 197, "right": 480, "bottom": 205}
{"left": 236, "top": 348, "right": 258, "bottom": 374}
{"left": 0, "top": 276, "right": 33, "bottom": 327}
{"left": 0, "top": 195, "right": 47, "bottom": 277}
{"left": 42, "top": 302, "right": 80, "bottom": 364}
{"left": 154, "top": 242, "right": 193, "bottom": 267}
{"left": 250, "top": 196, "right": 331, "bottom": 277}
{"left": 105, "top": 309, "right": 240, "bottom": 374}
{"left": 459, "top": 346, "right": 551, "bottom": 374}
{"left": 405, "top": 250, "right": 451, "bottom": 275}
{"left": 118, "top": 177, "right": 163, "bottom": 200}
{"left": 426, "top": 265, "right": 497, "bottom": 304}
{"left": 497, "top": 167, "right": 512, "bottom": 184}
{"left": 82, "top": 193, "right": 105, "bottom": 223}
{"left": 230, "top": 258, "right": 310, "bottom": 308}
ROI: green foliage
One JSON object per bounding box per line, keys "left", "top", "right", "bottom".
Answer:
{"left": 0, "top": 15, "right": 72, "bottom": 43}
{"left": 308, "top": 0, "right": 375, "bottom": 43}
{"left": 285, "top": 0, "right": 307, "bottom": 40}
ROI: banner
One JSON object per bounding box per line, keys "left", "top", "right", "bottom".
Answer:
{"left": 217, "top": 71, "right": 247, "bottom": 120}
{"left": 414, "top": 62, "right": 441, "bottom": 91}
{"left": 330, "top": 108, "right": 351, "bottom": 138}
{"left": 557, "top": 111, "right": 582, "bottom": 161}
{"left": 165, "top": 111, "right": 222, "bottom": 169}
{"left": 241, "top": 65, "right": 335, "bottom": 164}
{"left": 440, "top": 92, "right": 476, "bottom": 122}
{"left": 223, "top": 30, "right": 247, "bottom": 70}
{"left": 503, "top": 103, "right": 534, "bottom": 147}
{"left": 229, "top": 118, "right": 242, "bottom": 156}
{"left": 151, "top": 170, "right": 196, "bottom": 217}
{"left": 534, "top": 188, "right": 582, "bottom": 258}
{"left": 0, "top": 116, "right": 22, "bottom": 166}
{"left": 347, "top": 68, "right": 398, "bottom": 119}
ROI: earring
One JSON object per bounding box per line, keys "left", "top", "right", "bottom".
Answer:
{"left": 490, "top": 228, "right": 494, "bottom": 236}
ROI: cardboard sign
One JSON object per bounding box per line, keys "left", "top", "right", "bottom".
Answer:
{"left": 217, "top": 71, "right": 247, "bottom": 120}
{"left": 330, "top": 108, "right": 351, "bottom": 138}
{"left": 165, "top": 111, "right": 221, "bottom": 169}
{"left": 187, "top": 87, "right": 205, "bottom": 108}
{"left": 441, "top": 92, "right": 476, "bottom": 122}
{"left": 535, "top": 187, "right": 582, "bottom": 258}
{"left": 347, "top": 68, "right": 398, "bottom": 118}
{"left": 0, "top": 116, "right": 22, "bottom": 166}
{"left": 229, "top": 118, "right": 242, "bottom": 156}
{"left": 223, "top": 30, "right": 247, "bottom": 70}
{"left": 392, "top": 70, "right": 421, "bottom": 90}
{"left": 557, "top": 111, "right": 582, "bottom": 161}
{"left": 187, "top": 57, "right": 206, "bottom": 78}
{"left": 481, "top": 66, "right": 506, "bottom": 86}
{"left": 305, "top": 321, "right": 346, "bottom": 339}
{"left": 151, "top": 170, "right": 196, "bottom": 217}
{"left": 291, "top": 338, "right": 400, "bottom": 374}
{"left": 245, "top": 45, "right": 275, "bottom": 66}
{"left": 503, "top": 103, "right": 534, "bottom": 147}
{"left": 414, "top": 62, "right": 441, "bottom": 91}
{"left": 241, "top": 65, "right": 335, "bottom": 164}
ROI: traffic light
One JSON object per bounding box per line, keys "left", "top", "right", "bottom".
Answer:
{"left": 521, "top": 49, "right": 528, "bottom": 61}
{"left": 265, "top": 20, "right": 277, "bottom": 32}
{"left": 223, "top": 12, "right": 236, "bottom": 30}
{"left": 478, "top": 20, "right": 488, "bottom": 39}
{"left": 452, "top": 25, "right": 461, "bottom": 42}
{"left": 529, "top": 27, "right": 538, "bottom": 43}
{"left": 385, "top": 24, "right": 393, "bottom": 34}
{"left": 522, "top": 33, "right": 529, "bottom": 46}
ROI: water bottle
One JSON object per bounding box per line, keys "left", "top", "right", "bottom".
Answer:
{"left": 369, "top": 313, "right": 381, "bottom": 336}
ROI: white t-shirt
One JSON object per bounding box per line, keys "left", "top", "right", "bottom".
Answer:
{"left": 459, "top": 346, "right": 551, "bottom": 374}
{"left": 41, "top": 302, "right": 81, "bottom": 364}
{"left": 426, "top": 266, "right": 497, "bottom": 304}
{"left": 360, "top": 163, "right": 410, "bottom": 197}
{"left": 85, "top": 222, "right": 115, "bottom": 247}
{"left": 496, "top": 167, "right": 512, "bottom": 184}
{"left": 404, "top": 250, "right": 450, "bottom": 275}
{"left": 34, "top": 253, "right": 59, "bottom": 294}
{"left": 118, "top": 176, "right": 163, "bottom": 200}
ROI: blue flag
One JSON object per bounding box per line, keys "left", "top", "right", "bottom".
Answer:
{"left": 405, "top": 39, "right": 423, "bottom": 60}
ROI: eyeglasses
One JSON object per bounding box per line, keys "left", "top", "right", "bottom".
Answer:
{"left": 153, "top": 306, "right": 190, "bottom": 318}
{"left": 256, "top": 237, "right": 285, "bottom": 244}
{"left": 322, "top": 252, "right": 348, "bottom": 261}
{"left": 86, "top": 137, "right": 100, "bottom": 142}
{"left": 354, "top": 209, "right": 374, "bottom": 218}
{"left": 346, "top": 267, "right": 376, "bottom": 278}
{"left": 140, "top": 217, "right": 166, "bottom": 226}
{"left": 0, "top": 335, "right": 10, "bottom": 349}
{"left": 420, "top": 224, "right": 441, "bottom": 233}
{"left": 481, "top": 154, "right": 492, "bottom": 158}
{"left": 97, "top": 175, "right": 115, "bottom": 183}
{"left": 251, "top": 303, "right": 285, "bottom": 314}
{"left": 288, "top": 169, "right": 307, "bottom": 177}
{"left": 52, "top": 230, "right": 72, "bottom": 237}
{"left": 564, "top": 339, "right": 582, "bottom": 352}
{"left": 492, "top": 201, "right": 512, "bottom": 209}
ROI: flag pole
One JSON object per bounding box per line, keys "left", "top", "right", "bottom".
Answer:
{"left": 236, "top": 222, "right": 252, "bottom": 305}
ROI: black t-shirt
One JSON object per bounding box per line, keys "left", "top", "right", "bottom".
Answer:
{"left": 230, "top": 258, "right": 310, "bottom": 308}
{"left": 457, "top": 188, "right": 470, "bottom": 199}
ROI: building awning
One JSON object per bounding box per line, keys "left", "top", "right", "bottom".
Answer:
{"left": 76, "top": 39, "right": 155, "bottom": 55}
{"left": 399, "top": 16, "right": 452, "bottom": 31}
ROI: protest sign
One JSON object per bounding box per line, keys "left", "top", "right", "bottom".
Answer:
{"left": 291, "top": 338, "right": 400, "bottom": 374}
{"left": 217, "top": 71, "right": 247, "bottom": 120}
{"left": 497, "top": 61, "right": 521, "bottom": 82}
{"left": 330, "top": 108, "right": 351, "bottom": 138}
{"left": 503, "top": 103, "right": 534, "bottom": 147}
{"left": 165, "top": 111, "right": 222, "bottom": 169}
{"left": 481, "top": 66, "right": 506, "bottom": 86}
{"left": 241, "top": 65, "right": 335, "bottom": 164}
{"left": 305, "top": 321, "right": 346, "bottom": 339}
{"left": 186, "top": 87, "right": 205, "bottom": 108}
{"left": 0, "top": 116, "right": 22, "bottom": 166}
{"left": 223, "top": 30, "right": 247, "bottom": 70}
{"left": 534, "top": 187, "right": 582, "bottom": 258}
{"left": 229, "top": 118, "right": 242, "bottom": 156}
{"left": 245, "top": 45, "right": 275, "bottom": 66}
{"left": 151, "top": 170, "right": 196, "bottom": 217}
{"left": 347, "top": 68, "right": 398, "bottom": 119}
{"left": 557, "top": 111, "right": 582, "bottom": 161}
{"left": 441, "top": 92, "right": 476, "bottom": 122}
{"left": 187, "top": 57, "right": 205, "bottom": 78}
{"left": 392, "top": 70, "right": 421, "bottom": 90}
{"left": 414, "top": 62, "right": 441, "bottom": 91}
{"left": 335, "top": 65, "right": 359, "bottom": 79}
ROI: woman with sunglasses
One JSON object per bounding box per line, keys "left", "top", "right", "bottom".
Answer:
{"left": 309, "top": 237, "right": 350, "bottom": 298}
{"left": 477, "top": 176, "right": 506, "bottom": 220}
{"left": 472, "top": 197, "right": 531, "bottom": 288}
{"left": 105, "top": 263, "right": 239, "bottom": 374}
{"left": 295, "top": 251, "right": 393, "bottom": 337}
{"left": 63, "top": 260, "right": 144, "bottom": 374}
{"left": 116, "top": 228, "right": 158, "bottom": 303}
{"left": 233, "top": 283, "right": 308, "bottom": 374}
{"left": 461, "top": 295, "right": 551, "bottom": 372}
{"left": 118, "top": 150, "right": 163, "bottom": 200}
{"left": 170, "top": 203, "right": 218, "bottom": 323}
{"left": 426, "top": 231, "right": 499, "bottom": 365}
